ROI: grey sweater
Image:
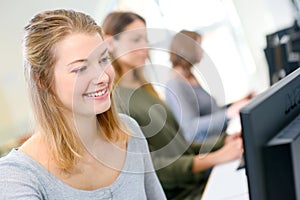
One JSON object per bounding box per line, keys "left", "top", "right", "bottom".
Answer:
{"left": 0, "top": 114, "right": 166, "bottom": 200}
{"left": 165, "top": 77, "right": 229, "bottom": 142}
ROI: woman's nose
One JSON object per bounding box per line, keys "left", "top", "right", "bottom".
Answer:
{"left": 140, "top": 39, "right": 149, "bottom": 49}
{"left": 91, "top": 65, "right": 110, "bottom": 85}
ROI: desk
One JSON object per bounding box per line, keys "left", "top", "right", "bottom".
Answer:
{"left": 201, "top": 159, "right": 249, "bottom": 200}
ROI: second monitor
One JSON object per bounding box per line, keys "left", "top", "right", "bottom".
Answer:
{"left": 240, "top": 67, "right": 300, "bottom": 200}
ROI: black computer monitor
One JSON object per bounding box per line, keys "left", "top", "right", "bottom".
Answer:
{"left": 240, "top": 67, "right": 300, "bottom": 200}
{"left": 264, "top": 21, "right": 300, "bottom": 85}
{"left": 264, "top": 113, "right": 300, "bottom": 200}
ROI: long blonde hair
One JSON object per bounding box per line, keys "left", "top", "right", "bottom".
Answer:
{"left": 23, "top": 9, "right": 129, "bottom": 171}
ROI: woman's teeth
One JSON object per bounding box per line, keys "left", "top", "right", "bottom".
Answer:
{"left": 86, "top": 89, "right": 107, "bottom": 97}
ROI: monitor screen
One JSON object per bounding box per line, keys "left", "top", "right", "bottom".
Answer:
{"left": 240, "top": 67, "right": 300, "bottom": 200}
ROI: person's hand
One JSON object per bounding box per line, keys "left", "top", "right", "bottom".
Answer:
{"left": 226, "top": 98, "right": 250, "bottom": 119}
{"left": 224, "top": 131, "right": 242, "bottom": 144}
{"left": 214, "top": 137, "right": 243, "bottom": 164}
{"left": 226, "top": 92, "right": 255, "bottom": 119}
{"left": 193, "top": 135, "right": 243, "bottom": 173}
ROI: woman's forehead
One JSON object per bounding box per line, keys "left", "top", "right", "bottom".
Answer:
{"left": 54, "top": 33, "right": 107, "bottom": 65}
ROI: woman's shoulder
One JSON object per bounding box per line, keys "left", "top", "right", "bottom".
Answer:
{"left": 0, "top": 149, "right": 45, "bottom": 198}
{"left": 119, "top": 113, "right": 144, "bottom": 138}
{"left": 119, "top": 113, "right": 138, "bottom": 127}
{"left": 0, "top": 149, "right": 42, "bottom": 171}
{"left": 119, "top": 113, "right": 148, "bottom": 151}
{"left": 0, "top": 149, "right": 44, "bottom": 183}
{"left": 0, "top": 149, "right": 28, "bottom": 166}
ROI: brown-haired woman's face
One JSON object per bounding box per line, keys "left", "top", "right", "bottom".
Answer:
{"left": 110, "top": 19, "right": 149, "bottom": 72}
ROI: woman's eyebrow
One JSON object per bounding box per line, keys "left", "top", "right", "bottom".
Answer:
{"left": 100, "top": 48, "right": 108, "bottom": 56}
{"left": 67, "top": 48, "right": 108, "bottom": 66}
{"left": 67, "top": 59, "right": 87, "bottom": 66}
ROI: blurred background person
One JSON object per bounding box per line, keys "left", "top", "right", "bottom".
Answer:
{"left": 102, "top": 11, "right": 244, "bottom": 200}
{"left": 166, "top": 30, "right": 253, "bottom": 142}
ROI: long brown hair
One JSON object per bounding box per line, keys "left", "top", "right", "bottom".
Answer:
{"left": 23, "top": 9, "right": 129, "bottom": 171}
{"left": 169, "top": 30, "right": 202, "bottom": 70}
{"left": 102, "top": 11, "right": 159, "bottom": 98}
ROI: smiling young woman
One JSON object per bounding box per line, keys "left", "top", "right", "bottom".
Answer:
{"left": 0, "top": 9, "right": 166, "bottom": 200}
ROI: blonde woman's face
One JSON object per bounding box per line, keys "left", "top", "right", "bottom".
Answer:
{"left": 53, "top": 33, "right": 115, "bottom": 118}
{"left": 111, "top": 19, "right": 149, "bottom": 72}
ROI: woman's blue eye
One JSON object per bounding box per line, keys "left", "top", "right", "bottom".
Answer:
{"left": 72, "top": 66, "right": 87, "bottom": 73}
{"left": 99, "top": 57, "right": 110, "bottom": 64}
